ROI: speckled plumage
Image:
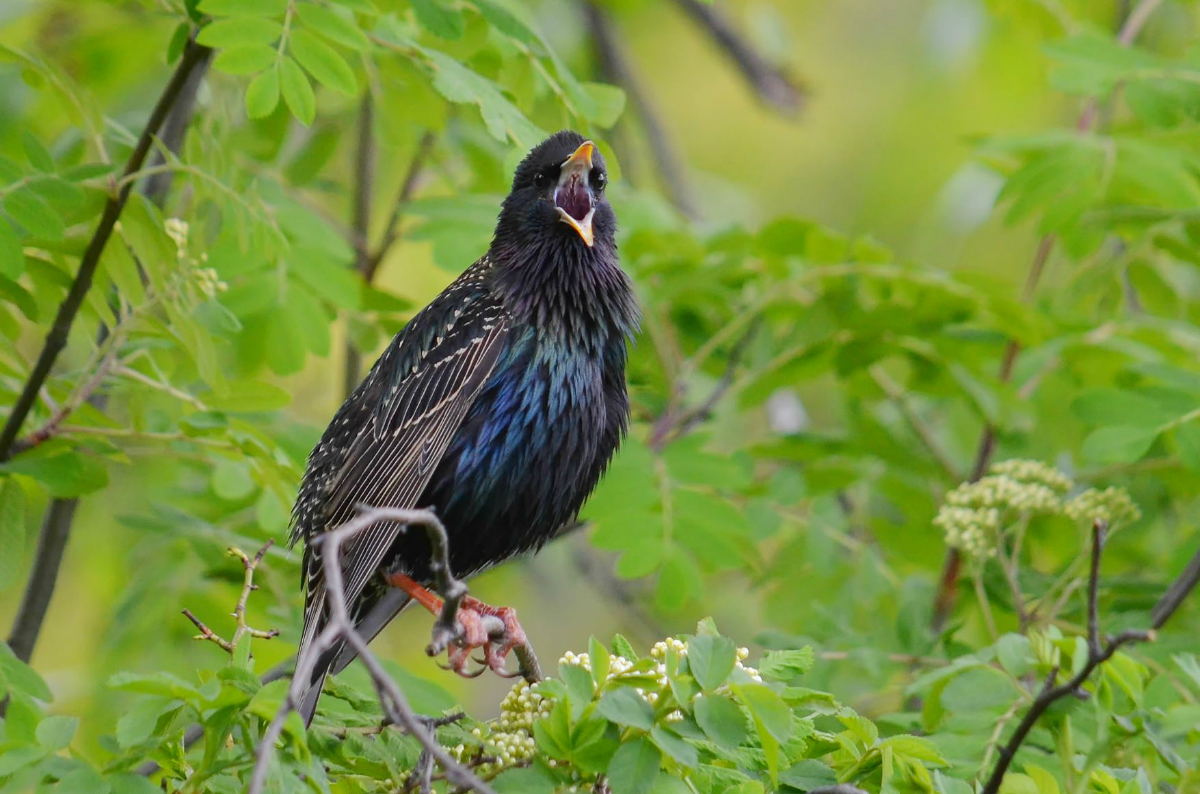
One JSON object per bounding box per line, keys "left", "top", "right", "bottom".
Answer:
{"left": 291, "top": 131, "right": 638, "bottom": 723}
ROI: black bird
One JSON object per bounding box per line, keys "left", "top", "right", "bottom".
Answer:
{"left": 291, "top": 131, "right": 639, "bottom": 724}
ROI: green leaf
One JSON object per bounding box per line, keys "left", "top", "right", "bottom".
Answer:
{"left": 197, "top": 17, "right": 282, "bottom": 48}
{"left": 693, "top": 693, "right": 748, "bottom": 749}
{"left": 116, "top": 697, "right": 171, "bottom": 748}
{"left": 0, "top": 217, "right": 23, "bottom": 278}
{"left": 582, "top": 82, "right": 626, "bottom": 127}
{"left": 2, "top": 448, "right": 108, "bottom": 497}
{"left": 611, "top": 634, "right": 638, "bottom": 661}
{"left": 650, "top": 725, "right": 699, "bottom": 768}
{"left": 1081, "top": 425, "right": 1159, "bottom": 464}
{"left": 21, "top": 131, "right": 54, "bottom": 172}
{"left": 606, "top": 737, "right": 661, "bottom": 794}
{"left": 533, "top": 700, "right": 571, "bottom": 760}
{"left": 596, "top": 688, "right": 653, "bottom": 731}
{"left": 35, "top": 714, "right": 78, "bottom": 750}
{"left": 4, "top": 188, "right": 64, "bottom": 240}
{"left": 758, "top": 647, "right": 814, "bottom": 681}
{"left": 420, "top": 47, "right": 544, "bottom": 146}
{"left": 245, "top": 67, "right": 280, "bottom": 118}
{"left": 0, "top": 477, "right": 25, "bottom": 591}
{"left": 589, "top": 636, "right": 611, "bottom": 690}
{"left": 280, "top": 56, "right": 316, "bottom": 125}
{"left": 1070, "top": 388, "right": 1180, "bottom": 427}
{"left": 1174, "top": 423, "right": 1200, "bottom": 472}
{"left": 734, "top": 683, "right": 791, "bottom": 782}
{"left": 198, "top": 0, "right": 286, "bottom": 15}
{"left": 296, "top": 3, "right": 370, "bottom": 50}
{"left": 411, "top": 0, "right": 465, "bottom": 40}
{"left": 0, "top": 643, "right": 52, "bottom": 700}
{"left": 686, "top": 635, "right": 737, "bottom": 691}
{"left": 0, "top": 746, "right": 46, "bottom": 776}
{"left": 107, "top": 671, "right": 201, "bottom": 701}
{"left": 212, "top": 44, "right": 278, "bottom": 75}
{"left": 289, "top": 29, "right": 357, "bottom": 95}
{"left": 212, "top": 459, "right": 256, "bottom": 500}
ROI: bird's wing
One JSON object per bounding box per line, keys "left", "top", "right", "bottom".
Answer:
{"left": 298, "top": 279, "right": 509, "bottom": 657}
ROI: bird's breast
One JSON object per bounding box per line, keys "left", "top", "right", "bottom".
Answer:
{"left": 418, "top": 328, "right": 625, "bottom": 573}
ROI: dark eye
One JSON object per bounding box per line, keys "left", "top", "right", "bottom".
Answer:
{"left": 533, "top": 170, "right": 551, "bottom": 189}
{"left": 592, "top": 170, "right": 607, "bottom": 192}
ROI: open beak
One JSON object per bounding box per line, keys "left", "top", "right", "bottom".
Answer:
{"left": 554, "top": 141, "right": 596, "bottom": 247}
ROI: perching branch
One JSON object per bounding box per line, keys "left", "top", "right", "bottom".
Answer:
{"left": 582, "top": 0, "right": 698, "bottom": 219}
{"left": 249, "top": 506, "right": 542, "bottom": 794}
{"left": 181, "top": 541, "right": 280, "bottom": 655}
{"left": 670, "top": 0, "right": 804, "bottom": 114}
{"left": 980, "top": 521, "right": 1200, "bottom": 794}
{"left": 0, "top": 36, "right": 211, "bottom": 462}
{"left": 930, "top": 0, "right": 1162, "bottom": 632}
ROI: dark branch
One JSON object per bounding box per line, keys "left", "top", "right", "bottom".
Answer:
{"left": 367, "top": 131, "right": 436, "bottom": 281}
{"left": 582, "top": 0, "right": 698, "bottom": 219}
{"left": 979, "top": 519, "right": 1198, "bottom": 794}
{"left": 249, "top": 506, "right": 541, "bottom": 794}
{"left": 0, "top": 36, "right": 211, "bottom": 461}
{"left": 344, "top": 95, "right": 377, "bottom": 399}
{"left": 1, "top": 42, "right": 212, "bottom": 701}
{"left": 671, "top": 0, "right": 803, "bottom": 114}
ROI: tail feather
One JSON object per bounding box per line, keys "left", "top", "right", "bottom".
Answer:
{"left": 294, "top": 587, "right": 413, "bottom": 727}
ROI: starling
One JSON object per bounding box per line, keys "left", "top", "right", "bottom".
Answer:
{"left": 291, "top": 131, "right": 639, "bottom": 724}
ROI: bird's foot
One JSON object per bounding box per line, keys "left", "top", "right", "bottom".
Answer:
{"left": 384, "top": 571, "right": 528, "bottom": 679}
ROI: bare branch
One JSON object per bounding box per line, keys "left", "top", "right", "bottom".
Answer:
{"left": 344, "top": 96, "right": 377, "bottom": 399}
{"left": 671, "top": 0, "right": 803, "bottom": 113}
{"left": 367, "top": 131, "right": 436, "bottom": 281}
{"left": 979, "top": 518, "right": 1199, "bottom": 794}
{"left": 181, "top": 541, "right": 280, "bottom": 656}
{"left": 249, "top": 507, "right": 518, "bottom": 794}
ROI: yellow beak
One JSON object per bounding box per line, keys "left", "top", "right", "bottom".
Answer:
{"left": 555, "top": 141, "right": 596, "bottom": 247}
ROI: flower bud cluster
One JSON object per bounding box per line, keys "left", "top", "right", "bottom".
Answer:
{"left": 454, "top": 636, "right": 764, "bottom": 776}
{"left": 165, "top": 217, "right": 227, "bottom": 299}
{"left": 936, "top": 459, "right": 1079, "bottom": 560}
{"left": 1064, "top": 486, "right": 1140, "bottom": 527}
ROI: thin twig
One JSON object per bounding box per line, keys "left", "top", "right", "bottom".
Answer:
{"left": 181, "top": 541, "right": 280, "bottom": 655}
{"left": 249, "top": 506, "right": 527, "bottom": 794}
{"left": 869, "top": 365, "right": 961, "bottom": 482}
{"left": 930, "top": 0, "right": 1163, "bottom": 632}
{"left": 367, "top": 131, "right": 436, "bottom": 280}
{"left": 0, "top": 37, "right": 211, "bottom": 461}
{"left": 979, "top": 519, "right": 1200, "bottom": 794}
{"left": 648, "top": 320, "right": 759, "bottom": 452}
{"left": 671, "top": 0, "right": 803, "bottom": 113}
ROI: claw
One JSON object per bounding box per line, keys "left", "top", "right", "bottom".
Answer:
{"left": 386, "top": 571, "right": 531, "bottom": 681}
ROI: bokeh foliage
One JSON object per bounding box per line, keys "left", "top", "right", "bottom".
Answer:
{"left": 1, "top": 0, "right": 1200, "bottom": 792}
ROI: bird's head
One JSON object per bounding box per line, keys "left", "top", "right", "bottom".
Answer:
{"left": 495, "top": 130, "right": 614, "bottom": 252}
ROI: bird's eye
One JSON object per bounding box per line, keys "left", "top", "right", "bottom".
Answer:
{"left": 533, "top": 171, "right": 551, "bottom": 189}
{"left": 592, "top": 170, "right": 607, "bottom": 192}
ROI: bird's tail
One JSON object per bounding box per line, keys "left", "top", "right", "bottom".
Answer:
{"left": 294, "top": 588, "right": 413, "bottom": 727}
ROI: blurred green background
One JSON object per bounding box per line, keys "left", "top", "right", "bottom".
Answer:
{"left": 2, "top": 0, "right": 1199, "bottom": 777}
